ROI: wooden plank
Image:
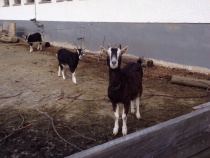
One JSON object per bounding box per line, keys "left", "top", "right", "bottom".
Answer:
{"left": 67, "top": 105, "right": 210, "bottom": 158}
{"left": 193, "top": 102, "right": 210, "bottom": 110}
{"left": 190, "top": 147, "right": 210, "bottom": 158}
{"left": 8, "top": 22, "right": 16, "bottom": 37}
{"left": 171, "top": 75, "right": 210, "bottom": 89}
{"left": 0, "top": 36, "right": 18, "bottom": 43}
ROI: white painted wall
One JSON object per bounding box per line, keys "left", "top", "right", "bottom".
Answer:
{"left": 0, "top": 0, "right": 210, "bottom": 23}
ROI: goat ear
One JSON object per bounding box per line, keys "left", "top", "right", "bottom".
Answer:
{"left": 118, "top": 44, "right": 121, "bottom": 49}
{"left": 121, "top": 46, "right": 128, "bottom": 55}
{"left": 100, "top": 46, "right": 107, "bottom": 55}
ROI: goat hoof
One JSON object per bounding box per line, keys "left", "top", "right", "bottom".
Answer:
{"left": 136, "top": 113, "right": 141, "bottom": 119}
{"left": 122, "top": 127, "right": 127, "bottom": 136}
{"left": 113, "top": 127, "right": 119, "bottom": 135}
{"left": 72, "top": 78, "right": 77, "bottom": 84}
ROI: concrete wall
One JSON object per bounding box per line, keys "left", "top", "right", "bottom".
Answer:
{"left": 0, "top": 0, "right": 210, "bottom": 71}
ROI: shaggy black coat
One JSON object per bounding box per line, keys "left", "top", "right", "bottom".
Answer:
{"left": 57, "top": 48, "right": 80, "bottom": 73}
{"left": 108, "top": 58, "right": 143, "bottom": 115}
{"left": 26, "top": 32, "right": 42, "bottom": 46}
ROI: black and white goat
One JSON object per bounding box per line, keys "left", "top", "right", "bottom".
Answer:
{"left": 56, "top": 46, "right": 84, "bottom": 84}
{"left": 101, "top": 45, "right": 143, "bottom": 136}
{"left": 23, "top": 32, "right": 42, "bottom": 52}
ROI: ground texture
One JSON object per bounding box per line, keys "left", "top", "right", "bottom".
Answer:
{"left": 0, "top": 42, "right": 209, "bottom": 157}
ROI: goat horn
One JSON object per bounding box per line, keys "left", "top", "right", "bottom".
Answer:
{"left": 118, "top": 44, "right": 121, "bottom": 49}
{"left": 108, "top": 43, "right": 111, "bottom": 48}
{"left": 74, "top": 43, "right": 79, "bottom": 49}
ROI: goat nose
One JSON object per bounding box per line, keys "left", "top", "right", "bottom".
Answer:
{"left": 112, "top": 61, "right": 116, "bottom": 65}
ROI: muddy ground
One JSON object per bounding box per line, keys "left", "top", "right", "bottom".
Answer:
{"left": 0, "top": 42, "right": 209, "bottom": 157}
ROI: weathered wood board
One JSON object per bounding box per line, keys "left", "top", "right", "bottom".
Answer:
{"left": 0, "top": 36, "right": 18, "bottom": 43}
{"left": 171, "top": 75, "right": 210, "bottom": 89}
{"left": 193, "top": 102, "right": 210, "bottom": 110}
{"left": 68, "top": 105, "right": 210, "bottom": 158}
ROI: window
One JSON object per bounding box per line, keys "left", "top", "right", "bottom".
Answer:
{"left": 39, "top": 0, "right": 51, "bottom": 4}
{"left": 41, "top": 0, "right": 51, "bottom": 2}
{"left": 57, "top": 0, "right": 73, "bottom": 2}
{"left": 25, "top": 0, "right": 34, "bottom": 4}
{"left": 27, "top": 0, "right": 34, "bottom": 3}
{"left": 14, "top": 0, "right": 21, "bottom": 5}
{"left": 4, "top": 0, "right": 10, "bottom": 6}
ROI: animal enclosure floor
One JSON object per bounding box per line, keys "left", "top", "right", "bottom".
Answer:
{"left": 0, "top": 43, "right": 209, "bottom": 157}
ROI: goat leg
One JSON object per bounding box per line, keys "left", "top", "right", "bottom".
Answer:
{"left": 135, "top": 96, "right": 141, "bottom": 119}
{"left": 72, "top": 72, "right": 77, "bottom": 84}
{"left": 131, "top": 100, "right": 135, "bottom": 114}
{"left": 122, "top": 106, "right": 128, "bottom": 136}
{"left": 113, "top": 104, "right": 119, "bottom": 135}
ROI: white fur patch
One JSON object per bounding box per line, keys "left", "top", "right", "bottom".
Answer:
{"left": 131, "top": 101, "right": 135, "bottom": 114}
{"left": 113, "top": 104, "right": 119, "bottom": 135}
{"left": 39, "top": 43, "right": 42, "bottom": 50}
{"left": 62, "top": 70, "right": 66, "bottom": 80}
{"left": 107, "top": 47, "right": 121, "bottom": 69}
{"left": 37, "top": 44, "right": 40, "bottom": 50}
{"left": 58, "top": 66, "right": 61, "bottom": 77}
{"left": 122, "top": 107, "right": 127, "bottom": 136}
{"left": 131, "top": 96, "right": 141, "bottom": 119}
{"left": 135, "top": 97, "right": 141, "bottom": 119}
{"left": 29, "top": 46, "right": 33, "bottom": 52}
{"left": 72, "top": 72, "right": 77, "bottom": 84}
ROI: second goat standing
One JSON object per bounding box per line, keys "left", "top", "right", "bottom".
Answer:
{"left": 23, "top": 32, "right": 42, "bottom": 52}
{"left": 56, "top": 47, "right": 83, "bottom": 84}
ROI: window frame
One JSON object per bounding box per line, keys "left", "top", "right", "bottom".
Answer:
{"left": 3, "top": 0, "right": 10, "bottom": 7}
{"left": 56, "top": 0, "right": 73, "bottom": 2}
{"left": 24, "top": 0, "right": 34, "bottom": 5}
{"left": 13, "top": 0, "right": 21, "bottom": 6}
{"left": 39, "top": 0, "right": 51, "bottom": 4}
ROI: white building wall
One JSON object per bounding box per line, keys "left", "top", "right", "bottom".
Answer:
{"left": 0, "top": 0, "right": 210, "bottom": 23}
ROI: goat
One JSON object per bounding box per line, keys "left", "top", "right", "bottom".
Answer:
{"left": 100, "top": 45, "right": 143, "bottom": 136}
{"left": 56, "top": 46, "right": 84, "bottom": 84}
{"left": 23, "top": 32, "right": 42, "bottom": 52}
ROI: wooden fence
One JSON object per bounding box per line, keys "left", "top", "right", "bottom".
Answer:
{"left": 67, "top": 102, "right": 210, "bottom": 158}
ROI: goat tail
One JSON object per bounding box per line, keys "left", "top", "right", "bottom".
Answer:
{"left": 137, "top": 57, "right": 143, "bottom": 65}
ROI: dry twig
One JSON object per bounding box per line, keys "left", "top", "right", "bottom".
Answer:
{"left": 57, "top": 90, "right": 64, "bottom": 100}
{"left": 66, "top": 94, "right": 108, "bottom": 102}
{"left": 0, "top": 123, "right": 33, "bottom": 144}
{"left": 0, "top": 109, "right": 32, "bottom": 146}
{"left": 36, "top": 108, "right": 82, "bottom": 151}
{"left": 53, "top": 93, "right": 82, "bottom": 119}
{"left": 0, "top": 91, "right": 22, "bottom": 99}
{"left": 37, "top": 94, "right": 51, "bottom": 103}
{"left": 56, "top": 125, "right": 96, "bottom": 141}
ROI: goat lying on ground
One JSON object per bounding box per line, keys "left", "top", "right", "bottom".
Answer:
{"left": 56, "top": 47, "right": 84, "bottom": 84}
{"left": 23, "top": 32, "right": 42, "bottom": 52}
{"left": 101, "top": 45, "right": 143, "bottom": 136}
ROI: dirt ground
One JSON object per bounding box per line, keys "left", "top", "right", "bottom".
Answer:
{"left": 0, "top": 42, "right": 209, "bottom": 158}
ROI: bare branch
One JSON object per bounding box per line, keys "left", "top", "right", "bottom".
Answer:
{"left": 0, "top": 91, "right": 22, "bottom": 99}
{"left": 57, "top": 90, "right": 64, "bottom": 100}
{"left": 53, "top": 93, "right": 82, "bottom": 119}
{"left": 56, "top": 125, "right": 96, "bottom": 141}
{"left": 35, "top": 108, "right": 82, "bottom": 151}
{"left": 0, "top": 123, "right": 33, "bottom": 143}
